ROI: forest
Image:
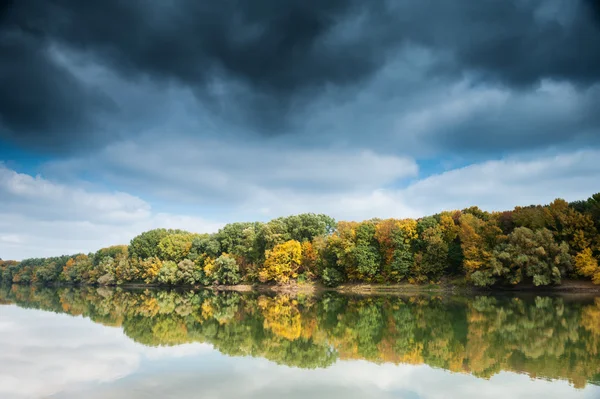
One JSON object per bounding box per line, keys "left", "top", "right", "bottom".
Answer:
{"left": 1, "top": 286, "right": 599, "bottom": 388}
{"left": 1, "top": 193, "right": 600, "bottom": 289}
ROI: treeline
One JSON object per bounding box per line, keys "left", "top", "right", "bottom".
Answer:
{"left": 2, "top": 286, "right": 599, "bottom": 388}
{"left": 1, "top": 193, "right": 600, "bottom": 288}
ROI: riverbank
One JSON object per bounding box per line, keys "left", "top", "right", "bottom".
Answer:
{"left": 204, "top": 279, "right": 600, "bottom": 296}
{"left": 4, "top": 279, "right": 600, "bottom": 296}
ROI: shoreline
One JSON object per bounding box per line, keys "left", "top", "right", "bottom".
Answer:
{"left": 203, "top": 279, "right": 600, "bottom": 295}
{"left": 7, "top": 279, "right": 599, "bottom": 295}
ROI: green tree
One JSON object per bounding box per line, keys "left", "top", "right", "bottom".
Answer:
{"left": 157, "top": 261, "right": 179, "bottom": 285}
{"left": 129, "top": 229, "right": 186, "bottom": 260}
{"left": 375, "top": 219, "right": 417, "bottom": 282}
{"left": 176, "top": 259, "right": 202, "bottom": 285}
{"left": 352, "top": 222, "right": 381, "bottom": 281}
{"left": 157, "top": 232, "right": 197, "bottom": 263}
{"left": 484, "top": 227, "right": 572, "bottom": 286}
{"left": 214, "top": 254, "right": 242, "bottom": 285}
{"left": 413, "top": 224, "right": 449, "bottom": 282}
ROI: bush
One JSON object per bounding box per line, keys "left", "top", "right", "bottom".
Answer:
{"left": 322, "top": 267, "right": 344, "bottom": 287}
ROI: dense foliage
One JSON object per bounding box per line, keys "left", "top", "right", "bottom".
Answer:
{"left": 2, "top": 194, "right": 600, "bottom": 288}
{"left": 1, "top": 286, "right": 599, "bottom": 388}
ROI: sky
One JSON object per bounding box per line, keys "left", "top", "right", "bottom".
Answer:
{"left": 1, "top": 0, "right": 600, "bottom": 260}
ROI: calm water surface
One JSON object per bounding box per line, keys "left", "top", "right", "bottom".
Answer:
{"left": 0, "top": 285, "right": 599, "bottom": 399}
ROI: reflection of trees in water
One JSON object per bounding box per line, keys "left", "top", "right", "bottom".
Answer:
{"left": 1, "top": 285, "right": 600, "bottom": 387}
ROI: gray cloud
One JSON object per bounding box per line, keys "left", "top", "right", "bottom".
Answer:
{"left": 42, "top": 138, "right": 418, "bottom": 204}
{"left": 423, "top": 81, "right": 600, "bottom": 154}
{"left": 1, "top": 0, "right": 600, "bottom": 153}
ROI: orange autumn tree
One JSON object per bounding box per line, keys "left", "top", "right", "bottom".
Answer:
{"left": 300, "top": 241, "right": 318, "bottom": 278}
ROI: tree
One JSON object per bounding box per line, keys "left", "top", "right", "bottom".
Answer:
{"left": 512, "top": 205, "right": 548, "bottom": 230}
{"left": 114, "top": 254, "right": 138, "bottom": 284}
{"left": 259, "top": 240, "right": 303, "bottom": 283}
{"left": 314, "top": 235, "right": 346, "bottom": 285}
{"left": 459, "top": 213, "right": 503, "bottom": 282}
{"left": 438, "top": 212, "right": 460, "bottom": 242}
{"left": 484, "top": 227, "right": 572, "bottom": 287}
{"left": 93, "top": 245, "right": 128, "bottom": 266}
{"left": 157, "top": 261, "right": 179, "bottom": 285}
{"left": 413, "top": 225, "right": 449, "bottom": 282}
{"left": 139, "top": 257, "right": 163, "bottom": 284}
{"left": 61, "top": 255, "right": 92, "bottom": 283}
{"left": 261, "top": 219, "right": 291, "bottom": 250}
{"left": 215, "top": 222, "right": 263, "bottom": 265}
{"left": 544, "top": 199, "right": 597, "bottom": 254}
{"left": 279, "top": 213, "right": 337, "bottom": 242}
{"left": 439, "top": 211, "right": 463, "bottom": 274}
{"left": 174, "top": 259, "right": 201, "bottom": 285}
{"left": 586, "top": 193, "right": 600, "bottom": 231}
{"left": 33, "top": 262, "right": 55, "bottom": 285}
{"left": 574, "top": 248, "right": 600, "bottom": 284}
{"left": 157, "top": 232, "right": 197, "bottom": 263}
{"left": 321, "top": 266, "right": 344, "bottom": 287}
{"left": 375, "top": 219, "right": 417, "bottom": 282}
{"left": 189, "top": 235, "right": 220, "bottom": 260}
{"left": 97, "top": 256, "right": 116, "bottom": 286}
{"left": 202, "top": 257, "right": 217, "bottom": 284}
{"left": 214, "top": 254, "right": 242, "bottom": 285}
{"left": 300, "top": 241, "right": 318, "bottom": 278}
{"left": 327, "top": 221, "right": 357, "bottom": 280}
{"left": 129, "top": 229, "right": 171, "bottom": 260}
{"left": 352, "top": 222, "right": 381, "bottom": 281}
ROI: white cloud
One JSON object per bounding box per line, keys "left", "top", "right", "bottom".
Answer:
{"left": 240, "top": 149, "right": 600, "bottom": 220}
{"left": 0, "top": 165, "right": 223, "bottom": 260}
{"left": 398, "top": 149, "right": 600, "bottom": 214}
{"left": 0, "top": 305, "right": 216, "bottom": 399}
{"left": 48, "top": 348, "right": 600, "bottom": 399}
{"left": 0, "top": 164, "right": 151, "bottom": 224}
{"left": 0, "top": 306, "right": 140, "bottom": 399}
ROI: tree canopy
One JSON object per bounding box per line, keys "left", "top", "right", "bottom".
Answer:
{"left": 2, "top": 195, "right": 600, "bottom": 288}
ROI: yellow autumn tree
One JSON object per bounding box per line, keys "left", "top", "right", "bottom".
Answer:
{"left": 458, "top": 213, "right": 503, "bottom": 282}
{"left": 203, "top": 256, "right": 216, "bottom": 282}
{"left": 300, "top": 241, "right": 318, "bottom": 278}
{"left": 438, "top": 211, "right": 459, "bottom": 242}
{"left": 139, "top": 256, "right": 163, "bottom": 284}
{"left": 574, "top": 248, "right": 600, "bottom": 284}
{"left": 259, "top": 240, "right": 302, "bottom": 283}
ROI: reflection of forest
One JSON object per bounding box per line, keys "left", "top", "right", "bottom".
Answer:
{"left": 1, "top": 285, "right": 599, "bottom": 388}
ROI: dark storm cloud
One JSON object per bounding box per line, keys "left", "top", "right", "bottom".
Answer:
{"left": 433, "top": 83, "right": 600, "bottom": 154}
{"left": 1, "top": 0, "right": 395, "bottom": 149}
{"left": 1, "top": 0, "right": 600, "bottom": 151}
{"left": 0, "top": 32, "right": 116, "bottom": 152}
{"left": 445, "top": 0, "right": 600, "bottom": 88}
